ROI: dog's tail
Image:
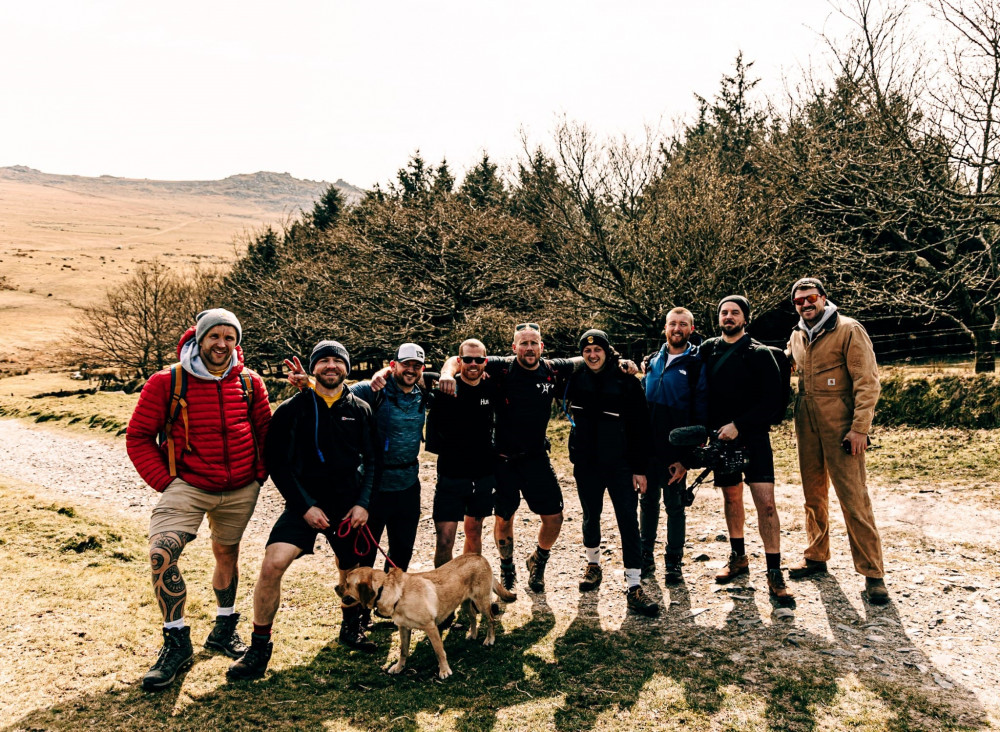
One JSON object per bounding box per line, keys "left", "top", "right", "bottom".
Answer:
{"left": 493, "top": 578, "right": 516, "bottom": 603}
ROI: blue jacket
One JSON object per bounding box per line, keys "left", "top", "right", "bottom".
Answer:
{"left": 643, "top": 343, "right": 708, "bottom": 463}
{"left": 350, "top": 378, "right": 427, "bottom": 492}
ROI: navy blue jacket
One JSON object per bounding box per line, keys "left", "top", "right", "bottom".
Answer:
{"left": 643, "top": 343, "right": 708, "bottom": 463}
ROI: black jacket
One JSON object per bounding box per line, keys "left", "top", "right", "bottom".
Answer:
{"left": 700, "top": 334, "right": 780, "bottom": 435}
{"left": 264, "top": 389, "right": 380, "bottom": 517}
{"left": 564, "top": 366, "right": 652, "bottom": 475}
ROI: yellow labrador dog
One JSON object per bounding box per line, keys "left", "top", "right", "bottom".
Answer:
{"left": 336, "top": 554, "right": 516, "bottom": 679}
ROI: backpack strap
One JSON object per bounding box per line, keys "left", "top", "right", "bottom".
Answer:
{"left": 686, "top": 358, "right": 703, "bottom": 423}
{"left": 239, "top": 370, "right": 261, "bottom": 468}
{"left": 164, "top": 363, "right": 189, "bottom": 478}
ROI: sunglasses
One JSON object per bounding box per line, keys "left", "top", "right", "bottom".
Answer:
{"left": 514, "top": 322, "right": 540, "bottom": 333}
{"left": 793, "top": 293, "right": 822, "bottom": 306}
{"left": 460, "top": 356, "right": 487, "bottom": 364}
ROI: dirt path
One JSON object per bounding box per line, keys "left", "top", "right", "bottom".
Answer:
{"left": 1, "top": 417, "right": 997, "bottom": 723}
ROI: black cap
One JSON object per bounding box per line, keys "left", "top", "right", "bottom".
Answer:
{"left": 579, "top": 328, "right": 612, "bottom": 354}
{"left": 309, "top": 340, "right": 351, "bottom": 375}
{"left": 718, "top": 295, "right": 751, "bottom": 322}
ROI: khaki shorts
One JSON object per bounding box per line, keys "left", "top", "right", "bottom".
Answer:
{"left": 149, "top": 478, "right": 260, "bottom": 545}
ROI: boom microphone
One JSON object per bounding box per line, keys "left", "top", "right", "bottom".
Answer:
{"left": 669, "top": 425, "right": 708, "bottom": 447}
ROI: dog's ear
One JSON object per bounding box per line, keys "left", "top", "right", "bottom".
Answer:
{"left": 358, "top": 578, "right": 375, "bottom": 608}
{"left": 334, "top": 583, "right": 345, "bottom": 599}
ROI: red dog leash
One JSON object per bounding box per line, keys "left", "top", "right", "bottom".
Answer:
{"left": 338, "top": 519, "right": 400, "bottom": 570}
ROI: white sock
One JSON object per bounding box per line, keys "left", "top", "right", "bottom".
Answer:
{"left": 216, "top": 606, "right": 235, "bottom": 617}
{"left": 624, "top": 568, "right": 642, "bottom": 588}
{"left": 585, "top": 546, "right": 600, "bottom": 564}
{"left": 163, "top": 618, "right": 186, "bottom": 630}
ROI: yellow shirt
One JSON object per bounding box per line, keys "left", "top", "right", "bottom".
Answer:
{"left": 313, "top": 387, "right": 344, "bottom": 409}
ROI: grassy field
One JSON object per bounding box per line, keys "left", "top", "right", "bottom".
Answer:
{"left": 1, "top": 479, "right": 993, "bottom": 732}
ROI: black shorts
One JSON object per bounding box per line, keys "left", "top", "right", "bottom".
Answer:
{"left": 714, "top": 430, "right": 775, "bottom": 486}
{"left": 494, "top": 453, "right": 564, "bottom": 519}
{"left": 433, "top": 471, "right": 496, "bottom": 523}
{"left": 266, "top": 508, "right": 374, "bottom": 569}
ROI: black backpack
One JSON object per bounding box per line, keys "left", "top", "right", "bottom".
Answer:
{"left": 753, "top": 341, "right": 792, "bottom": 425}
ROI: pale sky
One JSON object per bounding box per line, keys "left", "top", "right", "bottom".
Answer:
{"left": 0, "top": 1, "right": 857, "bottom": 189}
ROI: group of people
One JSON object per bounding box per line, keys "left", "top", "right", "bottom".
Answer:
{"left": 126, "top": 275, "right": 888, "bottom": 691}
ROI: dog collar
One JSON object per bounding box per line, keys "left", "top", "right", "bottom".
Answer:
{"left": 374, "top": 585, "right": 384, "bottom": 608}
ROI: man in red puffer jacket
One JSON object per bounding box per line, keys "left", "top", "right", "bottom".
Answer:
{"left": 126, "top": 308, "right": 270, "bottom": 691}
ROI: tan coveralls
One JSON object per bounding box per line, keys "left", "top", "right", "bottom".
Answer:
{"left": 788, "top": 313, "right": 884, "bottom": 578}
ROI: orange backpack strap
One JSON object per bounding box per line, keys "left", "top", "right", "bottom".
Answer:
{"left": 164, "top": 363, "right": 189, "bottom": 478}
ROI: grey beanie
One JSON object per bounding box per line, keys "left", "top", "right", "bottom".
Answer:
{"left": 309, "top": 340, "right": 351, "bottom": 375}
{"left": 718, "top": 295, "right": 751, "bottom": 323}
{"left": 790, "top": 277, "right": 828, "bottom": 302}
{"left": 195, "top": 308, "right": 242, "bottom": 345}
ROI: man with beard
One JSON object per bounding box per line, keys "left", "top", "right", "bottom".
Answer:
{"left": 127, "top": 308, "right": 271, "bottom": 690}
{"left": 228, "top": 341, "right": 380, "bottom": 679}
{"left": 565, "top": 329, "right": 659, "bottom": 616}
{"left": 639, "top": 307, "right": 708, "bottom": 584}
{"left": 425, "top": 339, "right": 496, "bottom": 571}
{"left": 700, "top": 296, "right": 794, "bottom": 604}
{"left": 785, "top": 278, "right": 888, "bottom": 605}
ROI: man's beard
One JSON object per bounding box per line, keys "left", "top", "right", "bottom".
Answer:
{"left": 316, "top": 371, "right": 345, "bottom": 390}
{"left": 720, "top": 323, "right": 744, "bottom": 337}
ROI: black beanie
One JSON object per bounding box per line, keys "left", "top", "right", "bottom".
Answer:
{"left": 309, "top": 340, "right": 351, "bottom": 375}
{"left": 579, "top": 329, "right": 612, "bottom": 355}
{"left": 790, "top": 277, "right": 827, "bottom": 302}
{"left": 718, "top": 295, "right": 751, "bottom": 322}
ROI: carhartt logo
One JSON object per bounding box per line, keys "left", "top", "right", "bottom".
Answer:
{"left": 827, "top": 378, "right": 836, "bottom": 386}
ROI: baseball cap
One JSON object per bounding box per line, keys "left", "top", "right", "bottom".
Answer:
{"left": 395, "top": 343, "right": 425, "bottom": 363}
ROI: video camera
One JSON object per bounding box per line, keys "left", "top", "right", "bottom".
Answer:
{"left": 668, "top": 425, "right": 749, "bottom": 502}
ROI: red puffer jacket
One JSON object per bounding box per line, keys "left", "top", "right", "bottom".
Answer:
{"left": 126, "top": 328, "right": 271, "bottom": 493}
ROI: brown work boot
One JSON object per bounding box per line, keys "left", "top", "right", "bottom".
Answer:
{"left": 714, "top": 552, "right": 749, "bottom": 584}
{"left": 864, "top": 577, "right": 890, "bottom": 605}
{"left": 788, "top": 558, "right": 827, "bottom": 580}
{"left": 626, "top": 585, "right": 660, "bottom": 617}
{"left": 579, "top": 563, "right": 602, "bottom": 592}
{"left": 766, "top": 569, "right": 795, "bottom": 605}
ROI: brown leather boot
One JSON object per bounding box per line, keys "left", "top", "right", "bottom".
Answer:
{"left": 864, "top": 577, "right": 889, "bottom": 605}
{"left": 767, "top": 569, "right": 795, "bottom": 605}
{"left": 714, "top": 552, "right": 749, "bottom": 584}
{"left": 788, "top": 558, "right": 827, "bottom": 579}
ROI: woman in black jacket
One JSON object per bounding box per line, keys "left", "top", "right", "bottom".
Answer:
{"left": 565, "top": 330, "right": 658, "bottom": 617}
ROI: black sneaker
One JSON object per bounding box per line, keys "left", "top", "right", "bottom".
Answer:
{"left": 626, "top": 586, "right": 660, "bottom": 617}
{"left": 500, "top": 560, "right": 517, "bottom": 592}
{"left": 226, "top": 639, "right": 273, "bottom": 680}
{"left": 640, "top": 552, "right": 656, "bottom": 580}
{"left": 526, "top": 551, "right": 547, "bottom": 593}
{"left": 664, "top": 554, "right": 683, "bottom": 585}
{"left": 204, "top": 612, "right": 248, "bottom": 659}
{"left": 142, "top": 626, "right": 194, "bottom": 691}
{"left": 579, "top": 563, "right": 603, "bottom": 592}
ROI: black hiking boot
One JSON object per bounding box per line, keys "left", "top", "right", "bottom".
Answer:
{"left": 526, "top": 551, "right": 547, "bottom": 593}
{"left": 664, "top": 553, "right": 683, "bottom": 585}
{"left": 626, "top": 585, "right": 660, "bottom": 617}
{"left": 579, "top": 563, "right": 603, "bottom": 592}
{"left": 500, "top": 560, "right": 517, "bottom": 592}
{"left": 204, "top": 612, "right": 248, "bottom": 659}
{"left": 142, "top": 626, "right": 194, "bottom": 691}
{"left": 226, "top": 638, "right": 273, "bottom": 680}
{"left": 339, "top": 606, "right": 377, "bottom": 652}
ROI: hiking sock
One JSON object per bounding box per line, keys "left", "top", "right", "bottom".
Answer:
{"left": 163, "top": 618, "right": 186, "bottom": 630}
{"left": 730, "top": 537, "right": 745, "bottom": 557}
{"left": 765, "top": 552, "right": 781, "bottom": 571}
{"left": 624, "top": 568, "right": 641, "bottom": 588}
{"left": 535, "top": 546, "right": 551, "bottom": 561}
{"left": 585, "top": 546, "right": 600, "bottom": 564}
{"left": 252, "top": 623, "right": 272, "bottom": 639}
{"left": 216, "top": 606, "right": 235, "bottom": 617}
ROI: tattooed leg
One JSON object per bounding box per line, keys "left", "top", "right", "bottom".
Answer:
{"left": 494, "top": 515, "right": 515, "bottom": 561}
{"left": 211, "top": 540, "right": 240, "bottom": 609}
{"left": 149, "top": 531, "right": 194, "bottom": 623}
